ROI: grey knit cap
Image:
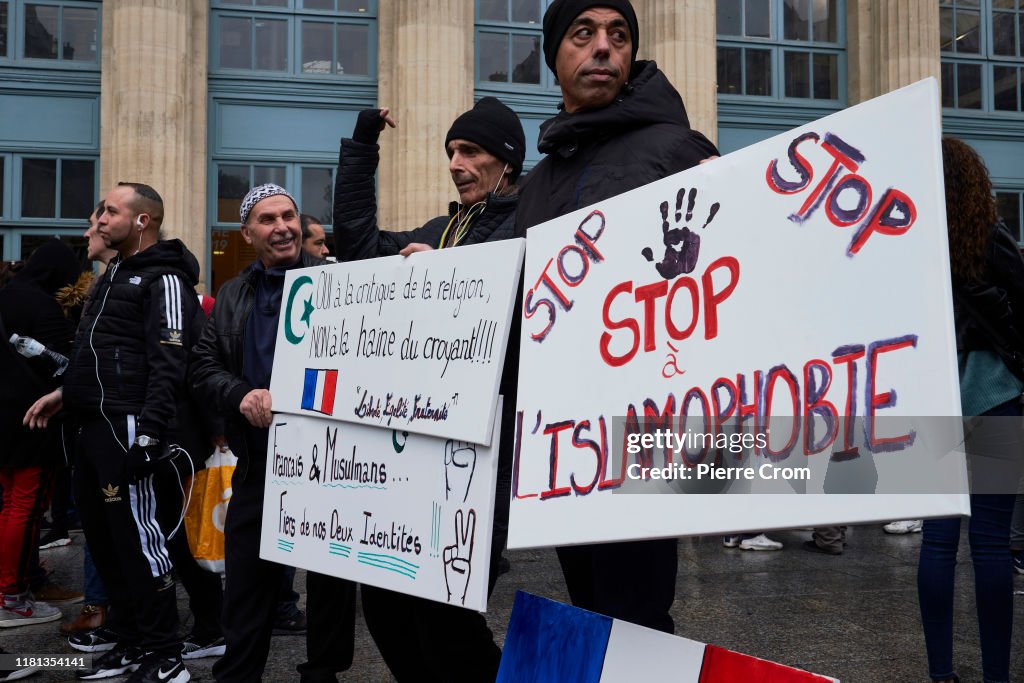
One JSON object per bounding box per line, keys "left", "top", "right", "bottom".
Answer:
{"left": 239, "top": 183, "right": 298, "bottom": 224}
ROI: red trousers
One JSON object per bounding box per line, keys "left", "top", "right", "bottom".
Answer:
{"left": 0, "top": 466, "right": 54, "bottom": 596}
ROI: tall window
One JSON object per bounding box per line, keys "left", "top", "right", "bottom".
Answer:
{"left": 997, "top": 188, "right": 1024, "bottom": 242}
{"left": 0, "top": 0, "right": 100, "bottom": 64}
{"left": 716, "top": 0, "right": 845, "bottom": 102}
{"left": 475, "top": 0, "right": 553, "bottom": 89}
{"left": 211, "top": 0, "right": 375, "bottom": 78}
{"left": 941, "top": 0, "right": 1024, "bottom": 112}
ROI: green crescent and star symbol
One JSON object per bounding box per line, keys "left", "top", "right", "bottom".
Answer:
{"left": 285, "top": 275, "right": 315, "bottom": 345}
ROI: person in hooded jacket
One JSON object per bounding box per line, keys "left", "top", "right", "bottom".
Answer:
{"left": 0, "top": 239, "right": 81, "bottom": 629}
{"left": 25, "top": 183, "right": 202, "bottom": 683}
{"left": 333, "top": 97, "right": 526, "bottom": 682}
{"left": 515, "top": 0, "right": 718, "bottom": 635}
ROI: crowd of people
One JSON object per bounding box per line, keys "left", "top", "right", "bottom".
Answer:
{"left": 1, "top": 1, "right": 1022, "bottom": 682}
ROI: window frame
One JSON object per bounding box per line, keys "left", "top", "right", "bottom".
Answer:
{"left": 716, "top": 0, "right": 847, "bottom": 106}
{"left": 209, "top": 160, "right": 336, "bottom": 231}
{"left": 209, "top": 0, "right": 377, "bottom": 81}
{"left": 13, "top": 153, "right": 97, "bottom": 223}
{"left": 0, "top": 0, "right": 101, "bottom": 69}
{"left": 474, "top": 0, "right": 557, "bottom": 93}
{"left": 941, "top": 0, "right": 1024, "bottom": 115}
{"left": 996, "top": 186, "right": 1024, "bottom": 244}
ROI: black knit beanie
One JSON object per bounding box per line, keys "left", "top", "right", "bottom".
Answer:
{"left": 444, "top": 97, "right": 526, "bottom": 182}
{"left": 542, "top": 0, "right": 639, "bottom": 77}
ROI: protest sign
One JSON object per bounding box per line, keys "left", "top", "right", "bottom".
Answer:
{"left": 509, "top": 78, "right": 970, "bottom": 549}
{"left": 269, "top": 238, "right": 525, "bottom": 444}
{"left": 497, "top": 592, "right": 836, "bottom": 682}
{"left": 259, "top": 403, "right": 501, "bottom": 611}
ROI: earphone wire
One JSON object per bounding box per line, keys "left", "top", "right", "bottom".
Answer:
{"left": 89, "top": 258, "right": 128, "bottom": 453}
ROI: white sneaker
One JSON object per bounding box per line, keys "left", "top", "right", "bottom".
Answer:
{"left": 722, "top": 536, "right": 742, "bottom": 548}
{"left": 883, "top": 520, "right": 923, "bottom": 534}
{"left": 739, "top": 534, "right": 783, "bottom": 551}
{"left": 0, "top": 595, "right": 62, "bottom": 628}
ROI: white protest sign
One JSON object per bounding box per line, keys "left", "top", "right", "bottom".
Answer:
{"left": 269, "top": 239, "right": 525, "bottom": 445}
{"left": 259, "top": 403, "right": 501, "bottom": 611}
{"left": 509, "top": 79, "right": 969, "bottom": 549}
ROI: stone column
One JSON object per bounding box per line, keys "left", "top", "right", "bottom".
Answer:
{"left": 634, "top": 0, "right": 718, "bottom": 145}
{"left": 100, "top": 0, "right": 208, "bottom": 281}
{"left": 376, "top": 1, "right": 473, "bottom": 230}
{"left": 847, "top": 0, "right": 940, "bottom": 105}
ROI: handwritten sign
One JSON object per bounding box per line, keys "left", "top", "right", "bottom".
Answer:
{"left": 509, "top": 79, "right": 969, "bottom": 549}
{"left": 258, "top": 404, "right": 501, "bottom": 611}
{"left": 269, "top": 239, "right": 525, "bottom": 444}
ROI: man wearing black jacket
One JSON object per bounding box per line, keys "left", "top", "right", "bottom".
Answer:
{"left": 26, "top": 183, "right": 201, "bottom": 683}
{"left": 190, "top": 184, "right": 355, "bottom": 683}
{"left": 333, "top": 98, "right": 525, "bottom": 681}
{"left": 515, "top": 0, "right": 719, "bottom": 634}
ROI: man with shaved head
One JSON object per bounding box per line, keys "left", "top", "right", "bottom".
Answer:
{"left": 25, "top": 182, "right": 204, "bottom": 682}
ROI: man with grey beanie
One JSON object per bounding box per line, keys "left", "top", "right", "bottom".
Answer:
{"left": 332, "top": 98, "right": 524, "bottom": 681}
{"left": 515, "top": 0, "right": 719, "bottom": 635}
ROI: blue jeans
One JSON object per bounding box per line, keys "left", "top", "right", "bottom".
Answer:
{"left": 917, "top": 400, "right": 1019, "bottom": 682}
{"left": 83, "top": 543, "right": 108, "bottom": 606}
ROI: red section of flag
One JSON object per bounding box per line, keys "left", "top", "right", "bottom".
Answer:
{"left": 322, "top": 370, "right": 338, "bottom": 415}
{"left": 699, "top": 645, "right": 832, "bottom": 683}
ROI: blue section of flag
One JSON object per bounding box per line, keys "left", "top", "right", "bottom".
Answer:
{"left": 301, "top": 368, "right": 318, "bottom": 410}
{"left": 497, "top": 592, "right": 612, "bottom": 683}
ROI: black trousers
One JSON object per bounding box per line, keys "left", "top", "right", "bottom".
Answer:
{"left": 73, "top": 417, "right": 180, "bottom": 656}
{"left": 155, "top": 458, "right": 224, "bottom": 642}
{"left": 360, "top": 444, "right": 512, "bottom": 683}
{"left": 213, "top": 431, "right": 356, "bottom": 683}
{"left": 556, "top": 538, "right": 678, "bottom": 634}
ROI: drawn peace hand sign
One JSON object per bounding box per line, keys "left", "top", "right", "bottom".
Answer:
{"left": 444, "top": 440, "right": 477, "bottom": 503}
{"left": 443, "top": 509, "right": 476, "bottom": 605}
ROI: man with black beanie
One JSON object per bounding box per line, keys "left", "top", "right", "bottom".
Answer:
{"left": 332, "top": 98, "right": 525, "bottom": 681}
{"left": 515, "top": 0, "right": 720, "bottom": 635}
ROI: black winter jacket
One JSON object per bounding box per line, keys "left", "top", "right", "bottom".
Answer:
{"left": 954, "top": 221, "right": 1024, "bottom": 378}
{"left": 516, "top": 60, "right": 719, "bottom": 231}
{"left": 62, "top": 239, "right": 202, "bottom": 443}
{"left": 333, "top": 136, "right": 521, "bottom": 260}
{"left": 0, "top": 241, "right": 80, "bottom": 468}
{"left": 189, "top": 250, "right": 326, "bottom": 471}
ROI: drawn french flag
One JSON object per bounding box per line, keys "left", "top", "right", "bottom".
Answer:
{"left": 301, "top": 368, "right": 338, "bottom": 416}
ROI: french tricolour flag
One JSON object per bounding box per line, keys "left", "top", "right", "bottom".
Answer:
{"left": 301, "top": 368, "right": 338, "bottom": 416}
{"left": 497, "top": 593, "right": 837, "bottom": 683}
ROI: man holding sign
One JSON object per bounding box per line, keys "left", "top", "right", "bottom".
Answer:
{"left": 332, "top": 99, "right": 525, "bottom": 681}
{"left": 190, "top": 184, "right": 355, "bottom": 683}
{"left": 515, "top": 0, "right": 718, "bottom": 633}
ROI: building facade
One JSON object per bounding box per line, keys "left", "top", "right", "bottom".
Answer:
{"left": 1, "top": 0, "right": 1021, "bottom": 293}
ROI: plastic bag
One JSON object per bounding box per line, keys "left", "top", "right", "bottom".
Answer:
{"left": 184, "top": 448, "right": 237, "bottom": 574}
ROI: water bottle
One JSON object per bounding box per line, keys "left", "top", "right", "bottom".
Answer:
{"left": 9, "top": 333, "right": 69, "bottom": 377}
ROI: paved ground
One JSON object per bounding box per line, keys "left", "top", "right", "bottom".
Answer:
{"left": 7, "top": 525, "right": 1024, "bottom": 682}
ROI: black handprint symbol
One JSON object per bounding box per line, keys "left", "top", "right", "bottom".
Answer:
{"left": 642, "top": 187, "right": 720, "bottom": 280}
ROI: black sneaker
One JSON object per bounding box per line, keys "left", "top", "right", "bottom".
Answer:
{"left": 181, "top": 633, "right": 226, "bottom": 659}
{"left": 69, "top": 626, "right": 119, "bottom": 652}
{"left": 127, "top": 655, "right": 189, "bottom": 683}
{"left": 76, "top": 644, "right": 144, "bottom": 679}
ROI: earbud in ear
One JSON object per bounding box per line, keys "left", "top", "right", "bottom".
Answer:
{"left": 136, "top": 217, "right": 144, "bottom": 230}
